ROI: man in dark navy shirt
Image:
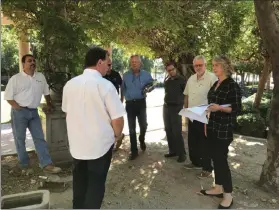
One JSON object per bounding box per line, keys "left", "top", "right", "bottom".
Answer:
{"left": 163, "top": 62, "right": 186, "bottom": 162}
{"left": 104, "top": 61, "right": 124, "bottom": 150}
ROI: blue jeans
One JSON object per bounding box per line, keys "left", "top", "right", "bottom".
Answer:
{"left": 11, "top": 107, "right": 52, "bottom": 168}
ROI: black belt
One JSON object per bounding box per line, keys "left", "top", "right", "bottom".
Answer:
{"left": 126, "top": 98, "right": 146, "bottom": 103}
{"left": 20, "top": 106, "right": 37, "bottom": 110}
{"left": 164, "top": 102, "right": 183, "bottom": 106}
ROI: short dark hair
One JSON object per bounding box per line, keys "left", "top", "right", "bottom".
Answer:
{"left": 84, "top": 46, "right": 108, "bottom": 68}
{"left": 165, "top": 61, "right": 175, "bottom": 68}
{"left": 22, "top": 54, "right": 34, "bottom": 63}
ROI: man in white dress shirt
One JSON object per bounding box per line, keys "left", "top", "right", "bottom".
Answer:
{"left": 62, "top": 46, "right": 126, "bottom": 209}
{"left": 183, "top": 55, "right": 217, "bottom": 178}
{"left": 4, "top": 54, "right": 62, "bottom": 174}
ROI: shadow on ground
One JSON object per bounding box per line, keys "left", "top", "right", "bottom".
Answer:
{"left": 2, "top": 130, "right": 278, "bottom": 209}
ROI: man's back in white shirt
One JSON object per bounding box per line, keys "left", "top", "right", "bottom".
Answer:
{"left": 62, "top": 69, "right": 126, "bottom": 160}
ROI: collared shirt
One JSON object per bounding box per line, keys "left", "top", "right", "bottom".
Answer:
{"left": 62, "top": 69, "right": 126, "bottom": 160}
{"left": 164, "top": 75, "right": 186, "bottom": 106}
{"left": 207, "top": 77, "right": 242, "bottom": 140}
{"left": 4, "top": 71, "right": 50, "bottom": 108}
{"left": 183, "top": 71, "right": 217, "bottom": 107}
{"left": 122, "top": 70, "right": 153, "bottom": 101}
{"left": 103, "top": 70, "right": 122, "bottom": 94}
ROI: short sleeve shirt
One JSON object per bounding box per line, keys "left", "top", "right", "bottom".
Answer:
{"left": 183, "top": 71, "right": 217, "bottom": 107}
{"left": 4, "top": 71, "right": 50, "bottom": 108}
{"left": 62, "top": 69, "right": 126, "bottom": 160}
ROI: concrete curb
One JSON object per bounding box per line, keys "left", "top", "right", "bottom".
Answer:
{"left": 233, "top": 134, "right": 267, "bottom": 143}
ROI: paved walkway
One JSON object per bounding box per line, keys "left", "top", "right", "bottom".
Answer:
{"left": 1, "top": 88, "right": 166, "bottom": 156}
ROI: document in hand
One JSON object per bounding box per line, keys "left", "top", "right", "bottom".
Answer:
{"left": 178, "top": 104, "right": 231, "bottom": 124}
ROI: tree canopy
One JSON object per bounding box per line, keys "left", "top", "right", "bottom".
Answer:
{"left": 2, "top": 0, "right": 261, "bottom": 69}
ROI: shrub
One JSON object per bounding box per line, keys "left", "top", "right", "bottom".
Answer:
{"left": 240, "top": 85, "right": 255, "bottom": 98}
{"left": 236, "top": 113, "right": 266, "bottom": 138}
{"left": 262, "top": 90, "right": 273, "bottom": 100}
{"left": 241, "top": 93, "right": 271, "bottom": 119}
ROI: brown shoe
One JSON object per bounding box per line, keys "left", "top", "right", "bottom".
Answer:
{"left": 115, "top": 133, "right": 125, "bottom": 150}
{"left": 43, "top": 164, "right": 62, "bottom": 174}
{"left": 197, "top": 171, "right": 212, "bottom": 179}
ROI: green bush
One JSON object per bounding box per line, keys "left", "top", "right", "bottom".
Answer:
{"left": 241, "top": 93, "right": 271, "bottom": 119}
{"left": 236, "top": 113, "right": 266, "bottom": 138}
{"left": 263, "top": 90, "right": 273, "bottom": 100}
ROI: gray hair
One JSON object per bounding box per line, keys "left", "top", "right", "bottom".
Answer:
{"left": 193, "top": 55, "right": 207, "bottom": 64}
{"left": 130, "top": 54, "right": 142, "bottom": 62}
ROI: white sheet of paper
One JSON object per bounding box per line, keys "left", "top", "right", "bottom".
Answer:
{"left": 179, "top": 109, "right": 208, "bottom": 124}
{"left": 187, "top": 105, "right": 209, "bottom": 116}
{"left": 179, "top": 104, "right": 231, "bottom": 124}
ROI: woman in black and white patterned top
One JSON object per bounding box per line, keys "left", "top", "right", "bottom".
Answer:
{"left": 199, "top": 56, "right": 241, "bottom": 209}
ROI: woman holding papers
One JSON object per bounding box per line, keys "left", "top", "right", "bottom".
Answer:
{"left": 199, "top": 55, "right": 241, "bottom": 209}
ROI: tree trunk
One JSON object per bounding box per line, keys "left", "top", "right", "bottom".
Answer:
{"left": 245, "top": 73, "right": 249, "bottom": 85}
{"left": 240, "top": 72, "right": 245, "bottom": 86}
{"left": 254, "top": 0, "right": 279, "bottom": 193}
{"left": 177, "top": 52, "right": 195, "bottom": 81}
{"left": 253, "top": 57, "right": 271, "bottom": 109}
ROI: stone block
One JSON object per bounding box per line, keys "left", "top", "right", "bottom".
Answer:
{"left": 41, "top": 102, "right": 72, "bottom": 165}
{"left": 1, "top": 190, "right": 50, "bottom": 209}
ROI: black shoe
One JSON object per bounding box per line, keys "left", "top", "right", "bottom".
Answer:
{"left": 177, "top": 155, "right": 186, "bottom": 162}
{"left": 128, "top": 153, "right": 139, "bottom": 160}
{"left": 140, "top": 142, "right": 146, "bottom": 151}
{"left": 164, "top": 153, "right": 177, "bottom": 158}
{"left": 218, "top": 199, "right": 233, "bottom": 209}
{"left": 199, "top": 190, "right": 223, "bottom": 198}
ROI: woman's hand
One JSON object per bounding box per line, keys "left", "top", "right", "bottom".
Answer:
{"left": 204, "top": 124, "right": 207, "bottom": 137}
{"left": 207, "top": 103, "right": 221, "bottom": 112}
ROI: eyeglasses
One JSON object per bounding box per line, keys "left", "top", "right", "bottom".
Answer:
{"left": 194, "top": 64, "right": 204, "bottom": 68}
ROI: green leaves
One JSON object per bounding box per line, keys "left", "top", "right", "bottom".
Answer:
{"left": 2, "top": 0, "right": 263, "bottom": 77}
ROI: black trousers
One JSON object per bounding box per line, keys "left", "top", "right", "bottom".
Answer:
{"left": 208, "top": 129, "right": 233, "bottom": 193}
{"left": 72, "top": 145, "right": 113, "bottom": 209}
{"left": 163, "top": 104, "right": 185, "bottom": 156}
{"left": 188, "top": 120, "right": 213, "bottom": 172}
{"left": 126, "top": 99, "right": 147, "bottom": 154}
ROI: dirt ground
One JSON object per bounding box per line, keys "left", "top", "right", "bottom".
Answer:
{"left": 1, "top": 128, "right": 279, "bottom": 209}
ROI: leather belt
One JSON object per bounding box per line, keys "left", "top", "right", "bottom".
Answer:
{"left": 20, "top": 106, "right": 37, "bottom": 110}
{"left": 126, "top": 98, "right": 146, "bottom": 103}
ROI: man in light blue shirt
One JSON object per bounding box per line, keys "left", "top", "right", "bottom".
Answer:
{"left": 122, "top": 55, "right": 154, "bottom": 160}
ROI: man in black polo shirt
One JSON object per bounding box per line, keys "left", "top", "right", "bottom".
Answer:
{"left": 104, "top": 61, "right": 124, "bottom": 150}
{"left": 163, "top": 62, "right": 186, "bottom": 162}
{"left": 104, "top": 64, "right": 123, "bottom": 100}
